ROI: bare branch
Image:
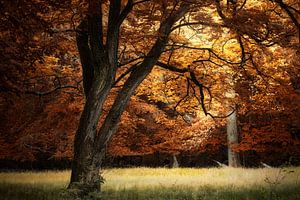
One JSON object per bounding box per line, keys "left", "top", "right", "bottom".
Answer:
{"left": 118, "top": 56, "right": 145, "bottom": 67}
{"left": 133, "top": 0, "right": 150, "bottom": 6}
{"left": 114, "top": 62, "right": 141, "bottom": 86}
{"left": 156, "top": 61, "right": 234, "bottom": 119}
{"left": 274, "top": 0, "right": 300, "bottom": 42}
{"left": 25, "top": 85, "right": 79, "bottom": 96}
{"left": 117, "top": 0, "right": 134, "bottom": 27}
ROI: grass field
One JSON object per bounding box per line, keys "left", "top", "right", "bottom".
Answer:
{"left": 0, "top": 167, "right": 300, "bottom": 200}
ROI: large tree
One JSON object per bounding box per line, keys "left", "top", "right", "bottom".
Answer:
{"left": 68, "top": 0, "right": 300, "bottom": 193}
{"left": 1, "top": 0, "right": 299, "bottom": 195}
{"left": 68, "top": 0, "right": 194, "bottom": 193}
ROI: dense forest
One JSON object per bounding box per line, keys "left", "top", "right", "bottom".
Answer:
{"left": 0, "top": 0, "right": 299, "bottom": 194}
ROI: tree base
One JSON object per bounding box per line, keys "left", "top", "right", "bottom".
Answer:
{"left": 67, "top": 181, "right": 101, "bottom": 198}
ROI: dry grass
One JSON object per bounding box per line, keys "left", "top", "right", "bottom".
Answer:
{"left": 0, "top": 167, "right": 300, "bottom": 200}
{"left": 0, "top": 170, "right": 70, "bottom": 185}
{"left": 101, "top": 167, "right": 300, "bottom": 190}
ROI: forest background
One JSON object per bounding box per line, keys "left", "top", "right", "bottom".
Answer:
{"left": 0, "top": 0, "right": 300, "bottom": 170}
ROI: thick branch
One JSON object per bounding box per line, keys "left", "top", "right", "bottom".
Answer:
{"left": 88, "top": 1, "right": 106, "bottom": 74}
{"left": 107, "top": 0, "right": 133, "bottom": 70}
{"left": 117, "top": 0, "right": 134, "bottom": 27}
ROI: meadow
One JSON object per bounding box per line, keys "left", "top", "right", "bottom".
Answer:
{"left": 0, "top": 167, "right": 300, "bottom": 200}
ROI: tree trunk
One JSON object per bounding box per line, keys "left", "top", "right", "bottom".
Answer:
{"left": 227, "top": 109, "right": 241, "bottom": 167}
{"left": 68, "top": 14, "right": 114, "bottom": 193}
{"left": 68, "top": 75, "right": 114, "bottom": 193}
{"left": 171, "top": 154, "right": 179, "bottom": 168}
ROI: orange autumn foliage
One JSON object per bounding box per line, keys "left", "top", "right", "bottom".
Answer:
{"left": 0, "top": 0, "right": 299, "bottom": 166}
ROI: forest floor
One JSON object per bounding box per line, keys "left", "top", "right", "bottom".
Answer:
{"left": 0, "top": 167, "right": 300, "bottom": 200}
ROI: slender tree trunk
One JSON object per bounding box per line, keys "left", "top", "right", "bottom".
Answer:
{"left": 171, "top": 154, "right": 179, "bottom": 168}
{"left": 227, "top": 109, "right": 241, "bottom": 167}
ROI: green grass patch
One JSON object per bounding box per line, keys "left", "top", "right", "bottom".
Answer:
{"left": 1, "top": 167, "right": 300, "bottom": 200}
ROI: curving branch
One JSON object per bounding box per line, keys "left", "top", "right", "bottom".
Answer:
{"left": 171, "top": 21, "right": 228, "bottom": 32}
{"left": 157, "top": 60, "right": 236, "bottom": 119}
{"left": 113, "top": 62, "right": 141, "bottom": 86}
{"left": 25, "top": 85, "right": 80, "bottom": 96}
{"left": 215, "top": 0, "right": 227, "bottom": 21}
{"left": 193, "top": 48, "right": 242, "bottom": 65}
{"left": 156, "top": 61, "right": 215, "bottom": 118}
{"left": 236, "top": 0, "right": 247, "bottom": 13}
{"left": 117, "top": 0, "right": 134, "bottom": 27}
{"left": 274, "top": 0, "right": 300, "bottom": 42}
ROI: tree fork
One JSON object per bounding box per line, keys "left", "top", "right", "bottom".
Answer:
{"left": 92, "top": 3, "right": 191, "bottom": 169}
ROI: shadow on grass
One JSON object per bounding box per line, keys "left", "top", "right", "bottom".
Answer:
{"left": 1, "top": 183, "right": 300, "bottom": 200}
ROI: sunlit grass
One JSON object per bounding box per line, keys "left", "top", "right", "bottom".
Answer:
{"left": 0, "top": 170, "right": 70, "bottom": 186}
{"left": 1, "top": 167, "right": 300, "bottom": 199}
{"left": 102, "top": 167, "right": 300, "bottom": 190}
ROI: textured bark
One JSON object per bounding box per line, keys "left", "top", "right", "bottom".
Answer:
{"left": 69, "top": 2, "right": 115, "bottom": 192}
{"left": 227, "top": 109, "right": 241, "bottom": 167}
{"left": 69, "top": 76, "right": 113, "bottom": 192}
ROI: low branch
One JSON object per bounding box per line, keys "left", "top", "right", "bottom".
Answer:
{"left": 114, "top": 62, "right": 141, "bottom": 86}
{"left": 25, "top": 85, "right": 79, "bottom": 96}
{"left": 156, "top": 61, "right": 211, "bottom": 116}
{"left": 156, "top": 61, "right": 237, "bottom": 119}
{"left": 165, "top": 44, "right": 211, "bottom": 51}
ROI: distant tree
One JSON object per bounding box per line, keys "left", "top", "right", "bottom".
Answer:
{"left": 227, "top": 109, "right": 241, "bottom": 167}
